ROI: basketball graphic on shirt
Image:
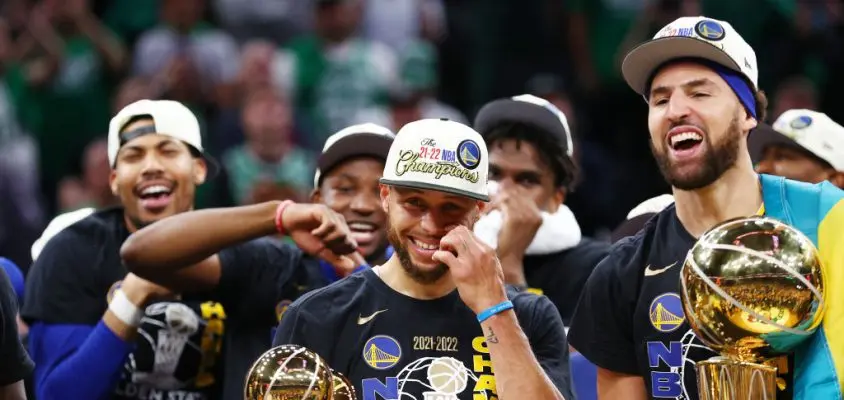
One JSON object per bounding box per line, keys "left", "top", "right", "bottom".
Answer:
{"left": 426, "top": 357, "right": 469, "bottom": 395}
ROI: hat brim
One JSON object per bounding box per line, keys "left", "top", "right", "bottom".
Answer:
{"left": 379, "top": 178, "right": 489, "bottom": 202}
{"left": 622, "top": 36, "right": 742, "bottom": 95}
{"left": 316, "top": 133, "right": 394, "bottom": 182}
{"left": 747, "top": 123, "right": 803, "bottom": 165}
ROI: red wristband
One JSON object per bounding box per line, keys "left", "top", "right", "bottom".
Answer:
{"left": 274, "top": 200, "right": 295, "bottom": 236}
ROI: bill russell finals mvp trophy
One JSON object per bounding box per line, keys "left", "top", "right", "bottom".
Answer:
{"left": 680, "top": 215, "right": 826, "bottom": 400}
{"left": 244, "top": 344, "right": 358, "bottom": 400}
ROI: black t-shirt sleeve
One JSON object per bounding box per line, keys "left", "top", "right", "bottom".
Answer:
{"left": 567, "top": 239, "right": 641, "bottom": 375}
{"left": 214, "top": 238, "right": 307, "bottom": 325}
{"left": 520, "top": 294, "right": 574, "bottom": 400}
{"left": 0, "top": 268, "right": 33, "bottom": 385}
{"left": 21, "top": 228, "right": 104, "bottom": 325}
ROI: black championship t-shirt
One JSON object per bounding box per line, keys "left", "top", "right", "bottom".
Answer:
{"left": 0, "top": 267, "right": 33, "bottom": 385}
{"left": 21, "top": 207, "right": 319, "bottom": 399}
{"left": 568, "top": 205, "right": 793, "bottom": 400}
{"left": 524, "top": 238, "right": 609, "bottom": 326}
{"left": 273, "top": 269, "right": 574, "bottom": 400}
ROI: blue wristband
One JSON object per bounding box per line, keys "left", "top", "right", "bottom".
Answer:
{"left": 477, "top": 300, "right": 514, "bottom": 323}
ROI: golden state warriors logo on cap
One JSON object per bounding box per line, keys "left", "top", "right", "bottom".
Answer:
{"left": 457, "top": 140, "right": 481, "bottom": 170}
{"left": 695, "top": 19, "right": 726, "bottom": 41}
{"left": 790, "top": 115, "right": 813, "bottom": 130}
{"left": 363, "top": 335, "right": 402, "bottom": 370}
{"left": 649, "top": 293, "right": 685, "bottom": 333}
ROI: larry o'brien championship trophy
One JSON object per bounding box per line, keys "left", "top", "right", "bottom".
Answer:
{"left": 680, "top": 216, "right": 826, "bottom": 400}
{"left": 244, "top": 344, "right": 358, "bottom": 400}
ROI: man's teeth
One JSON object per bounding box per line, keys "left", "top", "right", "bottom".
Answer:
{"left": 670, "top": 132, "right": 703, "bottom": 147}
{"left": 349, "top": 222, "right": 376, "bottom": 232}
{"left": 412, "top": 239, "right": 439, "bottom": 250}
{"left": 141, "top": 185, "right": 172, "bottom": 196}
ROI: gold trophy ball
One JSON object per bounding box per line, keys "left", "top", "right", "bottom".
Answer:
{"left": 680, "top": 216, "right": 825, "bottom": 363}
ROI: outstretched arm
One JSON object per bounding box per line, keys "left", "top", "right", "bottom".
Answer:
{"left": 121, "top": 201, "right": 361, "bottom": 293}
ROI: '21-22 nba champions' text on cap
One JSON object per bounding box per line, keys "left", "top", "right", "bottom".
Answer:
{"left": 380, "top": 118, "right": 490, "bottom": 202}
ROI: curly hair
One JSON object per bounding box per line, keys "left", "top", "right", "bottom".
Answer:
{"left": 484, "top": 122, "right": 579, "bottom": 191}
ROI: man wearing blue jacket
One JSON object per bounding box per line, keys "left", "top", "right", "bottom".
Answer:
{"left": 22, "top": 99, "right": 360, "bottom": 399}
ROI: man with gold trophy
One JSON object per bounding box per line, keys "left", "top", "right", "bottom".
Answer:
{"left": 249, "top": 119, "right": 573, "bottom": 400}
{"left": 569, "top": 15, "right": 844, "bottom": 400}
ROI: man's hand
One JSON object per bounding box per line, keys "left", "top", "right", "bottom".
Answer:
{"left": 487, "top": 186, "right": 542, "bottom": 285}
{"left": 281, "top": 203, "right": 362, "bottom": 271}
{"left": 432, "top": 226, "right": 508, "bottom": 314}
{"left": 119, "top": 273, "right": 176, "bottom": 307}
{"left": 489, "top": 186, "right": 542, "bottom": 260}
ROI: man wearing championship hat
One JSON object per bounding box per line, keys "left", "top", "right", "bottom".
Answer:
{"left": 121, "top": 123, "right": 395, "bottom": 397}
{"left": 751, "top": 109, "right": 844, "bottom": 188}
{"left": 568, "top": 17, "right": 844, "bottom": 399}
{"left": 273, "top": 118, "right": 573, "bottom": 400}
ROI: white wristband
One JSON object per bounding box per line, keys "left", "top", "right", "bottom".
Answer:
{"left": 108, "top": 289, "right": 144, "bottom": 327}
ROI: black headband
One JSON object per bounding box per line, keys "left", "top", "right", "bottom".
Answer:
{"left": 119, "top": 125, "right": 158, "bottom": 146}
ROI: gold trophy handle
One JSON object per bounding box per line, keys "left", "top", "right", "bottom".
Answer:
{"left": 696, "top": 357, "right": 777, "bottom": 400}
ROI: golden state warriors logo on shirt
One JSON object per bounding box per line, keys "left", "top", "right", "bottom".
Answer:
{"left": 649, "top": 293, "right": 685, "bottom": 332}
{"left": 791, "top": 115, "right": 813, "bottom": 130}
{"left": 363, "top": 335, "right": 402, "bottom": 370}
{"left": 456, "top": 140, "right": 481, "bottom": 170}
{"left": 695, "top": 19, "right": 725, "bottom": 41}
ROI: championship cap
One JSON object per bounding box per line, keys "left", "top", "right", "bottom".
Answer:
{"left": 380, "top": 118, "right": 489, "bottom": 201}
{"left": 107, "top": 99, "right": 219, "bottom": 178}
{"left": 314, "top": 123, "right": 396, "bottom": 187}
{"left": 749, "top": 109, "right": 844, "bottom": 172}
{"left": 31, "top": 207, "right": 96, "bottom": 262}
{"left": 622, "top": 16, "right": 758, "bottom": 95}
{"left": 473, "top": 94, "right": 574, "bottom": 158}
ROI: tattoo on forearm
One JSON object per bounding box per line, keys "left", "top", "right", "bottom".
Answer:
{"left": 486, "top": 326, "right": 499, "bottom": 344}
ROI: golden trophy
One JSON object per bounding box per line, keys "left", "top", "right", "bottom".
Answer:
{"left": 680, "top": 216, "right": 826, "bottom": 400}
{"left": 244, "top": 344, "right": 358, "bottom": 400}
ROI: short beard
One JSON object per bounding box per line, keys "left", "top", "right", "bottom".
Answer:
{"left": 651, "top": 115, "right": 742, "bottom": 191}
{"left": 387, "top": 224, "right": 449, "bottom": 285}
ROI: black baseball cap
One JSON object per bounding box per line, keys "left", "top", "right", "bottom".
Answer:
{"left": 313, "top": 123, "right": 396, "bottom": 187}
{"left": 473, "top": 94, "right": 574, "bottom": 158}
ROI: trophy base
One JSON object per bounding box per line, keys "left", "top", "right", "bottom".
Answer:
{"left": 697, "top": 356, "right": 777, "bottom": 400}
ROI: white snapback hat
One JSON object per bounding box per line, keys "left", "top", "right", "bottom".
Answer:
{"left": 314, "top": 123, "right": 396, "bottom": 187}
{"left": 749, "top": 109, "right": 844, "bottom": 172}
{"left": 622, "top": 16, "right": 758, "bottom": 95}
{"left": 380, "top": 118, "right": 489, "bottom": 201}
{"left": 107, "top": 99, "right": 219, "bottom": 177}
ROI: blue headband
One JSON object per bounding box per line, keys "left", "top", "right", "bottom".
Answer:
{"left": 647, "top": 58, "right": 757, "bottom": 120}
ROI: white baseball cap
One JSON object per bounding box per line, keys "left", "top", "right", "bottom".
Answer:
{"left": 313, "top": 123, "right": 396, "bottom": 187}
{"left": 107, "top": 99, "right": 219, "bottom": 177}
{"left": 749, "top": 109, "right": 844, "bottom": 172}
{"left": 31, "top": 207, "right": 96, "bottom": 262}
{"left": 622, "top": 16, "right": 758, "bottom": 95}
{"left": 380, "top": 118, "right": 489, "bottom": 201}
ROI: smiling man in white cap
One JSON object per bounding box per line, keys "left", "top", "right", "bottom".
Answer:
{"left": 569, "top": 16, "right": 844, "bottom": 400}
{"left": 751, "top": 109, "right": 844, "bottom": 188}
{"left": 273, "top": 118, "right": 572, "bottom": 400}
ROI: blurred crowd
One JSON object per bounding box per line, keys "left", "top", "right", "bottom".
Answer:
{"left": 1, "top": 0, "right": 844, "bottom": 271}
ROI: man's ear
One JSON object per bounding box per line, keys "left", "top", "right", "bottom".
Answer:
{"left": 311, "top": 187, "right": 322, "bottom": 203}
{"left": 380, "top": 184, "right": 390, "bottom": 213}
{"left": 193, "top": 158, "right": 208, "bottom": 185}
{"left": 109, "top": 170, "right": 119, "bottom": 196}
{"left": 829, "top": 171, "right": 844, "bottom": 189}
